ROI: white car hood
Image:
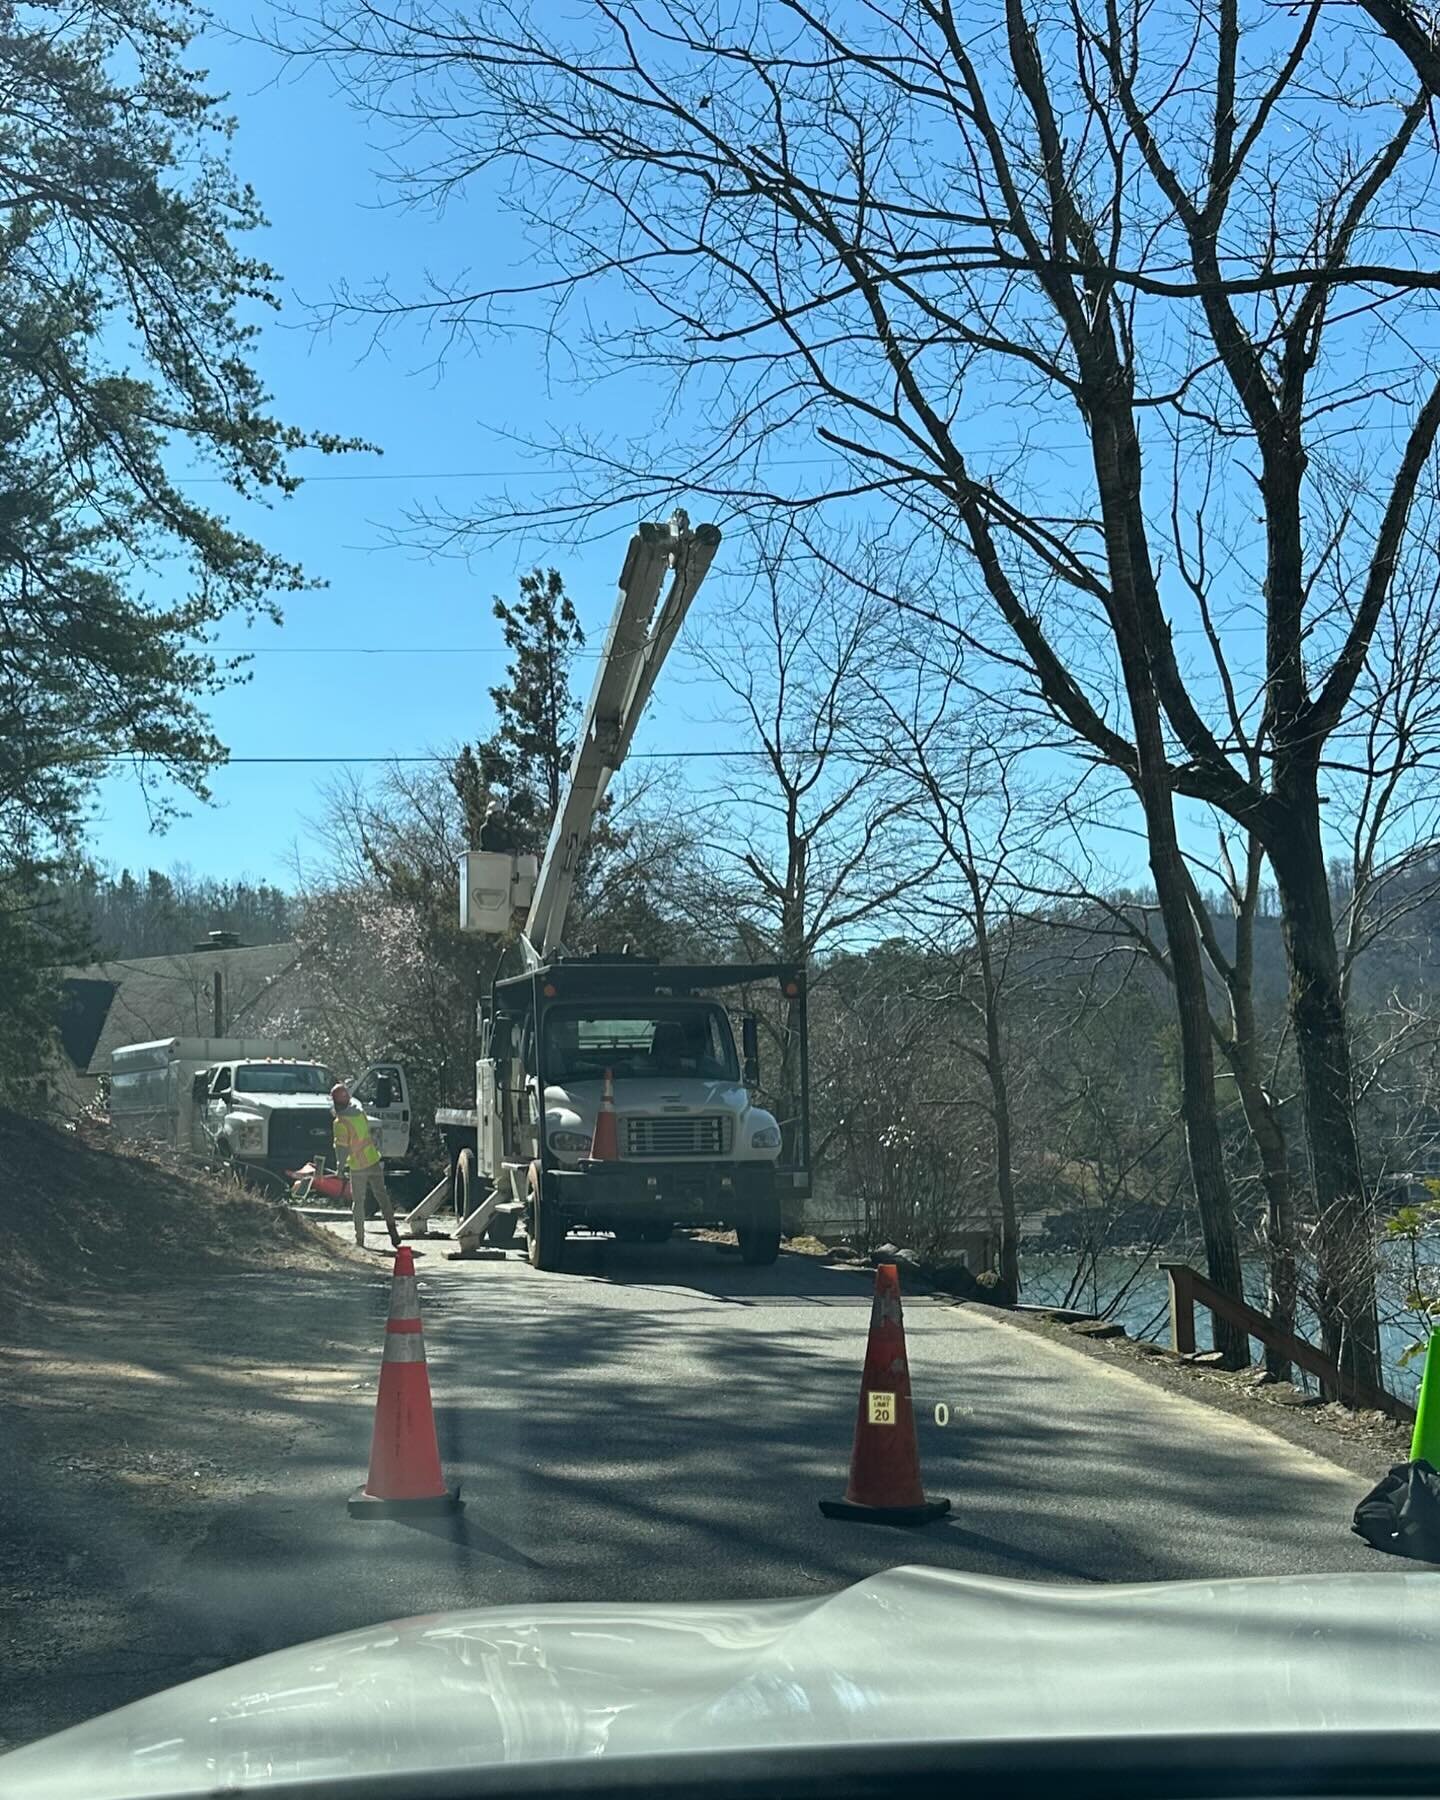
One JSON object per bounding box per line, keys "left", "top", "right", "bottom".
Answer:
{"left": 4, "top": 1565, "right": 1440, "bottom": 1797}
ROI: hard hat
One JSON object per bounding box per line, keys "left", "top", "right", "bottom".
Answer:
{"left": 330, "top": 1083, "right": 350, "bottom": 1108}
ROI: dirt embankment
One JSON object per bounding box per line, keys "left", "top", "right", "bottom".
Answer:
{"left": 0, "top": 1108, "right": 352, "bottom": 1314}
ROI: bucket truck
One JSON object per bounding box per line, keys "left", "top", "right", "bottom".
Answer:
{"left": 422, "top": 513, "right": 811, "bottom": 1269}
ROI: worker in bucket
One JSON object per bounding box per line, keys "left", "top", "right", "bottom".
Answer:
{"left": 331, "top": 1082, "right": 401, "bottom": 1250}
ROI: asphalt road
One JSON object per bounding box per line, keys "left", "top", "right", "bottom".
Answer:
{"left": 2, "top": 1231, "right": 1377, "bottom": 1750}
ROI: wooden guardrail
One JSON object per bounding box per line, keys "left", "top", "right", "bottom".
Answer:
{"left": 1160, "top": 1262, "right": 1415, "bottom": 1425}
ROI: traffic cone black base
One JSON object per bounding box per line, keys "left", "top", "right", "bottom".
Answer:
{"left": 347, "top": 1484, "right": 462, "bottom": 1519}
{"left": 819, "top": 1495, "right": 950, "bottom": 1527}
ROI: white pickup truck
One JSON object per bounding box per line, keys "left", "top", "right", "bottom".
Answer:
{"left": 110, "top": 1037, "right": 411, "bottom": 1182}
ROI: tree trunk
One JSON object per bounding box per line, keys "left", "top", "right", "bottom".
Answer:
{"left": 1266, "top": 792, "right": 1381, "bottom": 1390}
{"left": 1225, "top": 877, "right": 1296, "bottom": 1380}
{"left": 987, "top": 1041, "right": 1020, "bottom": 1305}
{"left": 1116, "top": 751, "right": 1249, "bottom": 1365}
{"left": 1231, "top": 1062, "right": 1297, "bottom": 1379}
{"left": 1088, "top": 409, "right": 1250, "bottom": 1367}
{"left": 965, "top": 862, "right": 1020, "bottom": 1304}
{"left": 776, "top": 835, "right": 808, "bottom": 1234}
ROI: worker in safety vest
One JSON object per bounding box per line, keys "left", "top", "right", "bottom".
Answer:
{"left": 331, "top": 1082, "right": 400, "bottom": 1250}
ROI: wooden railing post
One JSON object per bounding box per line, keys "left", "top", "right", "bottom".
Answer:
{"left": 1162, "top": 1262, "right": 1197, "bottom": 1356}
{"left": 1154, "top": 1261, "right": 1414, "bottom": 1425}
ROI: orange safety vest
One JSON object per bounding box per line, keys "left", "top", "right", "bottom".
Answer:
{"left": 334, "top": 1105, "right": 381, "bottom": 1171}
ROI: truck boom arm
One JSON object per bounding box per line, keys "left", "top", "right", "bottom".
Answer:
{"left": 521, "top": 512, "right": 721, "bottom": 965}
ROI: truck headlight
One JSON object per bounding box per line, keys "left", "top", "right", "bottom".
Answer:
{"left": 750, "top": 1124, "right": 782, "bottom": 1150}
{"left": 550, "top": 1130, "right": 592, "bottom": 1155}
{"left": 231, "top": 1119, "right": 262, "bottom": 1144}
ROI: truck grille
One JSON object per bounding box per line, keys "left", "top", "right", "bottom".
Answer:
{"left": 268, "top": 1112, "right": 334, "bottom": 1165}
{"left": 624, "top": 1115, "right": 732, "bottom": 1158}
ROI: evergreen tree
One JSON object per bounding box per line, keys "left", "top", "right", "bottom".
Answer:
{"left": 0, "top": 2, "right": 359, "bottom": 1092}
{"left": 451, "top": 569, "right": 584, "bottom": 853}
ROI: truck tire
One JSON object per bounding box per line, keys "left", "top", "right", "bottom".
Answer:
{"left": 526, "top": 1165, "right": 565, "bottom": 1271}
{"left": 738, "top": 1206, "right": 782, "bottom": 1266}
{"left": 215, "top": 1140, "right": 243, "bottom": 1187}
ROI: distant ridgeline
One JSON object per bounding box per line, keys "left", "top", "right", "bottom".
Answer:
{"left": 48, "top": 869, "right": 294, "bottom": 961}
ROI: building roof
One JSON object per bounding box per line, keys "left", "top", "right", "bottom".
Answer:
{"left": 56, "top": 941, "right": 313, "bottom": 1077}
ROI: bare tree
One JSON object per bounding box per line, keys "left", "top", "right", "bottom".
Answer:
{"left": 677, "top": 539, "right": 939, "bottom": 1162}
{"left": 288, "top": 0, "right": 1440, "bottom": 1387}
{"left": 853, "top": 653, "right": 1056, "bottom": 1306}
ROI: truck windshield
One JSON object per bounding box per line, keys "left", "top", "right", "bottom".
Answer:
{"left": 234, "top": 1065, "right": 332, "bottom": 1094}
{"left": 542, "top": 1007, "right": 738, "bottom": 1083}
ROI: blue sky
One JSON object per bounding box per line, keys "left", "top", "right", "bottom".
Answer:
{"left": 87, "top": 17, "right": 742, "bottom": 886}
{"left": 84, "top": 5, "right": 1423, "bottom": 902}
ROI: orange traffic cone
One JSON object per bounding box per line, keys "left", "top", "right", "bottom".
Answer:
{"left": 820, "top": 1262, "right": 950, "bottom": 1526}
{"left": 590, "top": 1066, "right": 619, "bottom": 1161}
{"left": 348, "top": 1245, "right": 461, "bottom": 1517}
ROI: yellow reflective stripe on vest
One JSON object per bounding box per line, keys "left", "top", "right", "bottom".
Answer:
{"left": 334, "top": 1109, "right": 381, "bottom": 1169}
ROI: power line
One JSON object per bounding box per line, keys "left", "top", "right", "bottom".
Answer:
{"left": 210, "top": 644, "right": 604, "bottom": 658}
{"left": 173, "top": 457, "right": 850, "bottom": 487}
{"left": 98, "top": 749, "right": 764, "bottom": 767}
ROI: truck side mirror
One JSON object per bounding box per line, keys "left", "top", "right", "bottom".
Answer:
{"left": 741, "top": 1014, "right": 760, "bottom": 1087}
{"left": 375, "top": 1076, "right": 394, "bottom": 1109}
{"left": 192, "top": 1073, "right": 209, "bottom": 1102}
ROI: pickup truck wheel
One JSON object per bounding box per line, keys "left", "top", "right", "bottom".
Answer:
{"left": 738, "top": 1216, "right": 782, "bottom": 1266}
{"left": 526, "top": 1166, "right": 565, "bottom": 1271}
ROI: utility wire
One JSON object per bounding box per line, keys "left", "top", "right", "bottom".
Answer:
{"left": 209, "top": 644, "right": 605, "bottom": 657}
{"left": 95, "top": 749, "right": 772, "bottom": 766}
{"left": 173, "top": 457, "right": 850, "bottom": 486}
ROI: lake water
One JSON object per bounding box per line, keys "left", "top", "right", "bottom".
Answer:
{"left": 1021, "top": 1252, "right": 1426, "bottom": 1402}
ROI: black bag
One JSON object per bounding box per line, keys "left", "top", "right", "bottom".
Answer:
{"left": 1352, "top": 1459, "right": 1440, "bottom": 1561}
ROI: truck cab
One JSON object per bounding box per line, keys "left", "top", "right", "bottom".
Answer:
{"left": 194, "top": 1058, "right": 412, "bottom": 1179}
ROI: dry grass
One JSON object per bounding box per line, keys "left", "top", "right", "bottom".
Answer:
{"left": 0, "top": 1108, "right": 349, "bottom": 1312}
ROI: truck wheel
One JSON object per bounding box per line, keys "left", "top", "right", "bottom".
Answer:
{"left": 738, "top": 1210, "right": 782, "bottom": 1266}
{"left": 526, "top": 1165, "right": 565, "bottom": 1271}
{"left": 455, "top": 1148, "right": 479, "bottom": 1220}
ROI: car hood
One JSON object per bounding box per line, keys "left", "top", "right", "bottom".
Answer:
{"left": 4, "top": 1565, "right": 1440, "bottom": 1798}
